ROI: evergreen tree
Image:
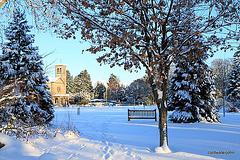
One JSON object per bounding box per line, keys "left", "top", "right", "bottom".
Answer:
{"left": 0, "top": 10, "right": 54, "bottom": 126}
{"left": 198, "top": 70, "right": 220, "bottom": 122}
{"left": 94, "top": 82, "right": 106, "bottom": 99}
{"left": 168, "top": 55, "right": 219, "bottom": 123}
{"left": 226, "top": 48, "right": 240, "bottom": 109}
{"left": 66, "top": 70, "right": 74, "bottom": 94}
{"left": 168, "top": 58, "right": 200, "bottom": 123}
{"left": 74, "top": 70, "right": 92, "bottom": 104}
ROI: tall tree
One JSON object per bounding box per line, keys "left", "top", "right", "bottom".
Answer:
{"left": 74, "top": 70, "right": 92, "bottom": 104}
{"left": 226, "top": 48, "right": 240, "bottom": 108}
{"left": 168, "top": 56, "right": 203, "bottom": 122}
{"left": 66, "top": 70, "right": 74, "bottom": 94}
{"left": 168, "top": 52, "right": 219, "bottom": 123}
{"left": 168, "top": 64, "right": 220, "bottom": 123}
{"left": 0, "top": 10, "right": 54, "bottom": 126}
{"left": 50, "top": 0, "right": 240, "bottom": 149}
{"left": 198, "top": 70, "right": 220, "bottom": 122}
{"left": 107, "top": 74, "right": 120, "bottom": 101}
{"left": 126, "top": 78, "right": 153, "bottom": 105}
{"left": 93, "top": 82, "right": 106, "bottom": 99}
{"left": 210, "top": 58, "right": 233, "bottom": 98}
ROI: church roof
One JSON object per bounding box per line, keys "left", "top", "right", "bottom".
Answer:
{"left": 55, "top": 64, "right": 67, "bottom": 66}
{"left": 53, "top": 94, "right": 70, "bottom": 97}
{"left": 48, "top": 77, "right": 60, "bottom": 83}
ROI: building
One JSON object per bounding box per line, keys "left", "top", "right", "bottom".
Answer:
{"left": 46, "top": 64, "right": 70, "bottom": 106}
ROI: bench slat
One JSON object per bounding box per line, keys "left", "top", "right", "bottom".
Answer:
{"left": 128, "top": 109, "right": 157, "bottom": 121}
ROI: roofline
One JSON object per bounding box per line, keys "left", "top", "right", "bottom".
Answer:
{"left": 53, "top": 94, "right": 70, "bottom": 97}
{"left": 55, "top": 64, "right": 67, "bottom": 66}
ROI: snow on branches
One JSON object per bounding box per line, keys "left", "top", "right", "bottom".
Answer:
{"left": 0, "top": 10, "right": 54, "bottom": 129}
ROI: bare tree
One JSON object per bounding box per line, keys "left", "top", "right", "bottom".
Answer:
{"left": 210, "top": 58, "right": 233, "bottom": 98}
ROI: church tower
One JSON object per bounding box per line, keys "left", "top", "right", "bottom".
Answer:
{"left": 55, "top": 64, "right": 67, "bottom": 84}
{"left": 47, "top": 64, "right": 70, "bottom": 106}
{"left": 55, "top": 64, "right": 67, "bottom": 96}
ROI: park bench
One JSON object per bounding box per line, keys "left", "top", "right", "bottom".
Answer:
{"left": 128, "top": 109, "right": 157, "bottom": 121}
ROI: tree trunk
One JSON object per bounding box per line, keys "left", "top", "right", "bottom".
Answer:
{"left": 149, "top": 76, "right": 169, "bottom": 149}
{"left": 159, "top": 102, "right": 168, "bottom": 147}
{"left": 159, "top": 78, "right": 168, "bottom": 147}
{"left": 0, "top": 142, "right": 5, "bottom": 149}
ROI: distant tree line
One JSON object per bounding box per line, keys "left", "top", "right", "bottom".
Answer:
{"left": 66, "top": 71, "right": 154, "bottom": 105}
{"left": 66, "top": 52, "right": 240, "bottom": 118}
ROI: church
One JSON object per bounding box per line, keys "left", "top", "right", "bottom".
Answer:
{"left": 46, "top": 64, "right": 70, "bottom": 106}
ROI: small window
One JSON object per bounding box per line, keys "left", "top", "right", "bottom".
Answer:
{"left": 60, "top": 68, "right": 62, "bottom": 73}
{"left": 57, "top": 68, "right": 59, "bottom": 74}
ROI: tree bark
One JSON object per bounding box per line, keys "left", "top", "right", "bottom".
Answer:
{"left": 149, "top": 75, "right": 168, "bottom": 148}
{"left": 159, "top": 78, "right": 168, "bottom": 147}
{"left": 159, "top": 103, "right": 168, "bottom": 147}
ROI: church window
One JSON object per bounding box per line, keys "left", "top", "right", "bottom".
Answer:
{"left": 57, "top": 87, "right": 61, "bottom": 93}
{"left": 57, "top": 68, "right": 59, "bottom": 74}
{"left": 57, "top": 68, "right": 62, "bottom": 74}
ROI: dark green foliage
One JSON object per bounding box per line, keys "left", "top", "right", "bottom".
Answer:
{"left": 168, "top": 56, "right": 219, "bottom": 123}
{"left": 73, "top": 70, "right": 92, "bottom": 104}
{"left": 0, "top": 10, "right": 54, "bottom": 126}
{"left": 66, "top": 70, "right": 74, "bottom": 94}
{"left": 226, "top": 49, "right": 240, "bottom": 109}
{"left": 94, "top": 82, "right": 106, "bottom": 99}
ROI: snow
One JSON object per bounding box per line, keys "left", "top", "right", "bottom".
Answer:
{"left": 157, "top": 89, "right": 163, "bottom": 100}
{"left": 0, "top": 105, "right": 239, "bottom": 160}
{"left": 155, "top": 137, "right": 171, "bottom": 154}
{"left": 0, "top": 133, "right": 41, "bottom": 160}
{"left": 48, "top": 77, "right": 60, "bottom": 83}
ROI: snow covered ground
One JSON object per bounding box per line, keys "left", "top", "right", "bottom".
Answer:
{"left": 0, "top": 105, "right": 239, "bottom": 160}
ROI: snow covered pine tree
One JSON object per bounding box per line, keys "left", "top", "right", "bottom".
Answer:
{"left": 226, "top": 48, "right": 240, "bottom": 112}
{"left": 0, "top": 9, "right": 54, "bottom": 127}
{"left": 168, "top": 55, "right": 219, "bottom": 123}
{"left": 73, "top": 70, "right": 92, "bottom": 104}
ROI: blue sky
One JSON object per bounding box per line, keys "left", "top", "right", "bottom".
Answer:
{"left": 34, "top": 32, "right": 146, "bottom": 86}
{"left": 34, "top": 31, "right": 234, "bottom": 86}
{"left": 36, "top": 32, "right": 234, "bottom": 87}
